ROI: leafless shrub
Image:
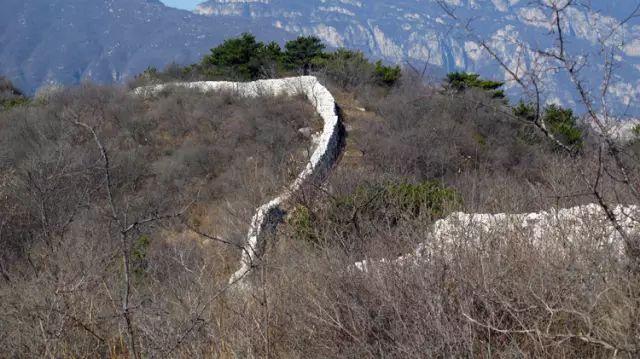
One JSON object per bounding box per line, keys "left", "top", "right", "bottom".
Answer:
{"left": 2, "top": 47, "right": 639, "bottom": 356}
{"left": 0, "top": 82, "right": 319, "bottom": 357}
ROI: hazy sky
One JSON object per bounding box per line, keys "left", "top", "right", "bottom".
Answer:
{"left": 161, "top": 0, "right": 201, "bottom": 10}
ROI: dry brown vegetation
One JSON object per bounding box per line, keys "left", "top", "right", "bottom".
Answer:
{"left": 268, "top": 77, "right": 640, "bottom": 358}
{"left": 0, "top": 71, "right": 639, "bottom": 358}
{"left": 0, "top": 83, "right": 321, "bottom": 357}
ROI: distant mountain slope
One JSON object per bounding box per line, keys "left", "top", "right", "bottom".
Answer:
{"left": 195, "top": 0, "right": 640, "bottom": 116}
{"left": 2, "top": 0, "right": 638, "bottom": 115}
{"left": 0, "top": 0, "right": 291, "bottom": 93}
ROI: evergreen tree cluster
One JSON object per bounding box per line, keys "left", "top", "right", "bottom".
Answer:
{"left": 0, "top": 77, "right": 29, "bottom": 110}
{"left": 446, "top": 71, "right": 505, "bottom": 98}
{"left": 137, "top": 33, "right": 402, "bottom": 87}
{"left": 444, "top": 71, "right": 584, "bottom": 150}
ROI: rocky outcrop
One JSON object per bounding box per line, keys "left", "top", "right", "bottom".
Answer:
{"left": 193, "top": 0, "right": 640, "bottom": 117}
{"left": 135, "top": 76, "right": 342, "bottom": 286}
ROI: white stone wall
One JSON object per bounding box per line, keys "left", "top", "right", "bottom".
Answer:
{"left": 135, "top": 76, "right": 342, "bottom": 285}
{"left": 355, "top": 204, "right": 639, "bottom": 272}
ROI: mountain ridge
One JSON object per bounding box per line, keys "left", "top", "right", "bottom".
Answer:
{"left": 194, "top": 0, "right": 640, "bottom": 116}
{"left": 0, "top": 0, "right": 291, "bottom": 94}
{"left": 1, "top": 0, "right": 639, "bottom": 116}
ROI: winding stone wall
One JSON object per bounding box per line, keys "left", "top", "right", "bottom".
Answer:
{"left": 135, "top": 76, "right": 342, "bottom": 285}
{"left": 355, "top": 204, "right": 640, "bottom": 271}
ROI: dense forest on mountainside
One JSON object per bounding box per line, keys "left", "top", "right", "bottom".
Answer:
{"left": 1, "top": 35, "right": 639, "bottom": 357}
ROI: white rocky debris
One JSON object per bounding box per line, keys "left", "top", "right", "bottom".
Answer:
{"left": 355, "top": 204, "right": 639, "bottom": 272}
{"left": 135, "top": 76, "right": 342, "bottom": 286}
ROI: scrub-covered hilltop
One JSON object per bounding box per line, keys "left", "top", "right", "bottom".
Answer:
{"left": 1, "top": 33, "right": 639, "bottom": 358}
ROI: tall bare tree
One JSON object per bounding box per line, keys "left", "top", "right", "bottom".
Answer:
{"left": 65, "top": 107, "right": 192, "bottom": 359}
{"left": 435, "top": 0, "right": 640, "bottom": 266}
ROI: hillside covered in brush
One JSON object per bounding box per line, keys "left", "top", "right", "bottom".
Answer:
{"left": 1, "top": 34, "right": 639, "bottom": 357}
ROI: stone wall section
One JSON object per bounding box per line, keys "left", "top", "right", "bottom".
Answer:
{"left": 355, "top": 204, "right": 640, "bottom": 272}
{"left": 135, "top": 76, "right": 342, "bottom": 285}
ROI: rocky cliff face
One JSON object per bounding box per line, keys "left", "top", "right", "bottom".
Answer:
{"left": 195, "top": 0, "right": 640, "bottom": 116}
{"left": 2, "top": 0, "right": 638, "bottom": 115}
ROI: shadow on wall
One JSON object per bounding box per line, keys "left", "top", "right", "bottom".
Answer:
{"left": 135, "top": 76, "right": 344, "bottom": 287}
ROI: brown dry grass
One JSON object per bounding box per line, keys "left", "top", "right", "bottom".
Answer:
{"left": 0, "top": 77, "right": 639, "bottom": 358}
